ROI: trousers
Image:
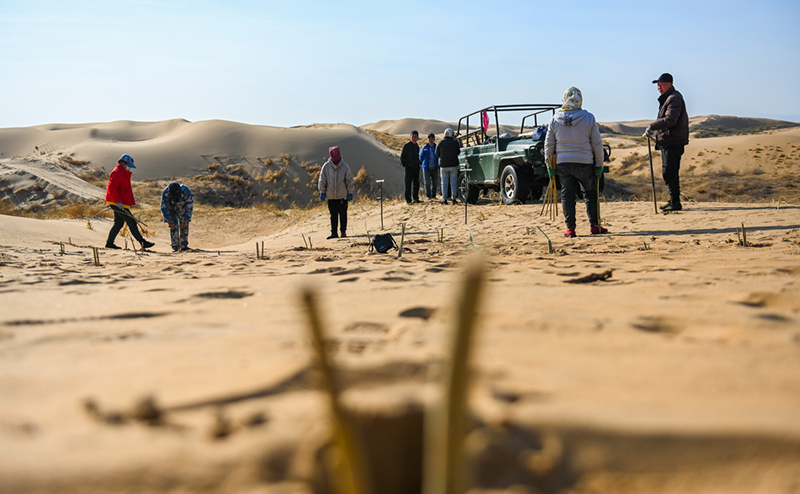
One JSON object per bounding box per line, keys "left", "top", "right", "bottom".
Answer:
{"left": 660, "top": 145, "right": 684, "bottom": 203}
{"left": 107, "top": 206, "right": 144, "bottom": 245}
{"left": 327, "top": 199, "right": 348, "bottom": 234}
{"left": 558, "top": 162, "right": 599, "bottom": 229}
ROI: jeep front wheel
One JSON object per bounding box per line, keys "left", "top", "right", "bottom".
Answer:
{"left": 500, "top": 165, "right": 528, "bottom": 204}
{"left": 458, "top": 172, "right": 480, "bottom": 204}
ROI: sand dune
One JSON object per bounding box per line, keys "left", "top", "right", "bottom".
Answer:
{"left": 0, "top": 120, "right": 403, "bottom": 183}
{"left": 361, "top": 117, "right": 456, "bottom": 136}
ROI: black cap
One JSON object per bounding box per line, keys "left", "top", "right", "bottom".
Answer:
{"left": 652, "top": 73, "right": 673, "bottom": 84}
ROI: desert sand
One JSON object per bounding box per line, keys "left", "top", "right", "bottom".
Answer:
{"left": 1, "top": 117, "right": 799, "bottom": 493}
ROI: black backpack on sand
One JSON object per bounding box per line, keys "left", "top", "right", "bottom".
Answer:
{"left": 370, "top": 233, "right": 397, "bottom": 253}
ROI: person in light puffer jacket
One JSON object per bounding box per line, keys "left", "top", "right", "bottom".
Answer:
{"left": 544, "top": 87, "right": 607, "bottom": 238}
{"left": 318, "top": 146, "right": 355, "bottom": 239}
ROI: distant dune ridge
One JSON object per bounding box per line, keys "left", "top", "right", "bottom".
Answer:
{"left": 0, "top": 115, "right": 798, "bottom": 209}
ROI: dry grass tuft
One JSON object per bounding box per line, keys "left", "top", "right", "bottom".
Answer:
{"left": 354, "top": 166, "right": 370, "bottom": 185}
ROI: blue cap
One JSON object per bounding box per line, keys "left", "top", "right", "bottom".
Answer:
{"left": 119, "top": 154, "right": 136, "bottom": 168}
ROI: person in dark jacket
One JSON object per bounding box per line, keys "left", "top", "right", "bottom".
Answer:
{"left": 160, "top": 182, "right": 194, "bottom": 252}
{"left": 104, "top": 154, "right": 155, "bottom": 250}
{"left": 436, "top": 128, "right": 461, "bottom": 204}
{"left": 400, "top": 130, "right": 421, "bottom": 204}
{"left": 645, "top": 73, "right": 689, "bottom": 211}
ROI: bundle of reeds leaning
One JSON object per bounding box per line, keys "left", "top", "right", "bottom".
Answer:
{"left": 540, "top": 155, "right": 559, "bottom": 221}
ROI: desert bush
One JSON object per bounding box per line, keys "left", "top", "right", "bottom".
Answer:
{"left": 0, "top": 198, "right": 16, "bottom": 215}
{"left": 354, "top": 166, "right": 369, "bottom": 185}
{"left": 620, "top": 152, "right": 641, "bottom": 168}
{"left": 62, "top": 202, "right": 95, "bottom": 219}
{"left": 302, "top": 163, "right": 322, "bottom": 188}
{"left": 59, "top": 155, "right": 89, "bottom": 166}
{"left": 281, "top": 153, "right": 292, "bottom": 166}
{"left": 264, "top": 167, "right": 286, "bottom": 183}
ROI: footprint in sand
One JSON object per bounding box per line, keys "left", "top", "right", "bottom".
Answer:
{"left": 192, "top": 290, "right": 253, "bottom": 300}
{"left": 399, "top": 307, "right": 437, "bottom": 320}
{"left": 631, "top": 316, "right": 679, "bottom": 335}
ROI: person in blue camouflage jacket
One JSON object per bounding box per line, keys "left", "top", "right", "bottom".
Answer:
{"left": 160, "top": 182, "right": 194, "bottom": 252}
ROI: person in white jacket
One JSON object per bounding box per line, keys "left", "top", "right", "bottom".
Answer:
{"left": 318, "top": 146, "right": 355, "bottom": 239}
{"left": 544, "top": 87, "right": 607, "bottom": 238}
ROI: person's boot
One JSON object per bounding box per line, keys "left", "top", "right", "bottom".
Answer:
{"left": 659, "top": 200, "right": 672, "bottom": 211}
{"left": 141, "top": 239, "right": 155, "bottom": 249}
{"left": 590, "top": 225, "right": 609, "bottom": 234}
{"left": 340, "top": 231, "right": 347, "bottom": 238}
{"left": 327, "top": 232, "right": 338, "bottom": 240}
{"left": 105, "top": 242, "right": 121, "bottom": 249}
{"left": 564, "top": 228, "right": 577, "bottom": 238}
{"left": 662, "top": 201, "right": 682, "bottom": 212}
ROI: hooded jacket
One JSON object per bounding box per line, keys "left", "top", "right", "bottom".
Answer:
{"left": 544, "top": 109, "right": 604, "bottom": 168}
{"left": 318, "top": 159, "right": 355, "bottom": 200}
{"left": 435, "top": 136, "right": 461, "bottom": 168}
{"left": 650, "top": 86, "right": 689, "bottom": 149}
{"left": 104, "top": 163, "right": 136, "bottom": 206}
{"left": 160, "top": 184, "right": 194, "bottom": 222}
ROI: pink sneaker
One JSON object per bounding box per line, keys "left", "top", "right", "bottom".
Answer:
{"left": 564, "top": 228, "right": 577, "bottom": 238}
{"left": 590, "top": 225, "right": 608, "bottom": 235}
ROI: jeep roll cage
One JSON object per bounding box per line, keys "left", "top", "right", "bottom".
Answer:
{"left": 456, "top": 104, "right": 562, "bottom": 147}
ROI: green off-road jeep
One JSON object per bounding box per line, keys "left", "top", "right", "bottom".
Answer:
{"left": 456, "top": 104, "right": 611, "bottom": 204}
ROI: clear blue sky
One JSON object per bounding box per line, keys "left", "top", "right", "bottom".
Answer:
{"left": 1, "top": 0, "right": 799, "bottom": 128}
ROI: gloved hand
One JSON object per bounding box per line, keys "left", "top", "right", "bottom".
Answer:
{"left": 595, "top": 166, "right": 604, "bottom": 177}
{"left": 546, "top": 167, "right": 556, "bottom": 179}
{"left": 115, "top": 202, "right": 123, "bottom": 209}
{"left": 320, "top": 193, "right": 326, "bottom": 201}
{"left": 347, "top": 193, "right": 353, "bottom": 201}
{"left": 642, "top": 126, "right": 653, "bottom": 139}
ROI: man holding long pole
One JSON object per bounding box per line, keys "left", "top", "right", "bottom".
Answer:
{"left": 644, "top": 73, "right": 690, "bottom": 212}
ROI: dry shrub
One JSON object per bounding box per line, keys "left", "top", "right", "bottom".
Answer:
{"left": 262, "top": 190, "right": 280, "bottom": 201}
{"left": 0, "top": 198, "right": 17, "bottom": 215}
{"left": 263, "top": 158, "right": 274, "bottom": 167}
{"left": 620, "top": 152, "right": 641, "bottom": 168}
{"left": 281, "top": 153, "right": 292, "bottom": 166}
{"left": 62, "top": 202, "right": 95, "bottom": 219}
{"left": 354, "top": 166, "right": 369, "bottom": 185}
{"left": 208, "top": 163, "right": 219, "bottom": 172}
{"left": 302, "top": 163, "right": 322, "bottom": 188}
{"left": 264, "top": 167, "right": 286, "bottom": 183}
{"left": 59, "top": 155, "right": 89, "bottom": 166}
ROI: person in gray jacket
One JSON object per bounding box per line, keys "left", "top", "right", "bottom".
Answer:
{"left": 318, "top": 146, "right": 355, "bottom": 239}
{"left": 544, "top": 87, "right": 606, "bottom": 238}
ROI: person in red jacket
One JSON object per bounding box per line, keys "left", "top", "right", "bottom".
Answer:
{"left": 104, "top": 154, "right": 155, "bottom": 250}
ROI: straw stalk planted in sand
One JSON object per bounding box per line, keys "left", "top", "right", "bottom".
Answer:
{"left": 300, "top": 258, "right": 487, "bottom": 494}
